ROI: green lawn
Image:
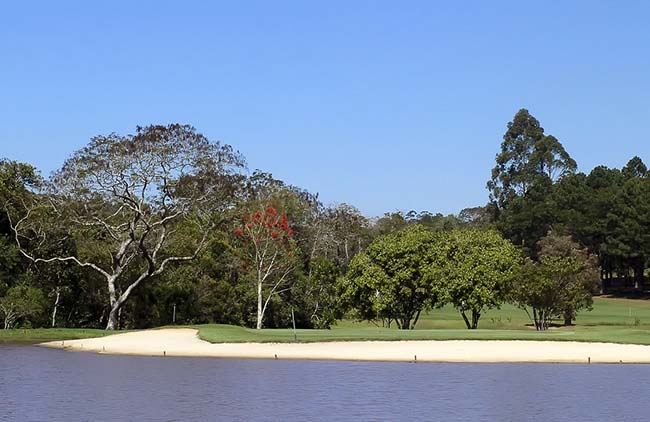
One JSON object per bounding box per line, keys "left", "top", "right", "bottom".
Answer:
{"left": 195, "top": 297, "right": 650, "bottom": 345}
{"left": 0, "top": 328, "right": 111, "bottom": 344}
{"left": 4, "top": 297, "right": 650, "bottom": 345}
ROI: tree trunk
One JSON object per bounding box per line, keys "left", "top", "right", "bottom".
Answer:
{"left": 3, "top": 309, "right": 15, "bottom": 330}
{"left": 256, "top": 281, "right": 263, "bottom": 330}
{"left": 537, "top": 309, "right": 547, "bottom": 331}
{"left": 106, "top": 306, "right": 119, "bottom": 330}
{"left": 399, "top": 317, "right": 411, "bottom": 330}
{"left": 51, "top": 287, "right": 61, "bottom": 328}
{"left": 412, "top": 310, "right": 422, "bottom": 330}
{"left": 533, "top": 308, "right": 541, "bottom": 331}
{"left": 471, "top": 309, "right": 480, "bottom": 329}
{"left": 105, "top": 295, "right": 128, "bottom": 330}
{"left": 563, "top": 309, "right": 573, "bottom": 326}
{"left": 633, "top": 257, "right": 645, "bottom": 290}
{"left": 460, "top": 310, "right": 472, "bottom": 329}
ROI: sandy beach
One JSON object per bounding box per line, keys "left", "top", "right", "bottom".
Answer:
{"left": 39, "top": 328, "right": 650, "bottom": 363}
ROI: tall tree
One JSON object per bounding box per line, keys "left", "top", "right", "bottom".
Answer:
{"left": 488, "top": 109, "right": 576, "bottom": 208}
{"left": 233, "top": 204, "right": 297, "bottom": 329}
{"left": 9, "top": 124, "right": 245, "bottom": 330}
{"left": 488, "top": 109, "right": 576, "bottom": 253}
{"left": 603, "top": 175, "right": 650, "bottom": 289}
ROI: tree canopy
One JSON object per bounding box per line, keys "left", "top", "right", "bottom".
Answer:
{"left": 8, "top": 124, "right": 245, "bottom": 329}
{"left": 341, "top": 224, "right": 440, "bottom": 329}
{"left": 1, "top": 111, "right": 648, "bottom": 331}
{"left": 429, "top": 229, "right": 520, "bottom": 329}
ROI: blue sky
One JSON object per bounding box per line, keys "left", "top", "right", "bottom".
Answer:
{"left": 2, "top": 1, "right": 649, "bottom": 216}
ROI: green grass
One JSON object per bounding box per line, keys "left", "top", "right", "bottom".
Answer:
{"left": 0, "top": 328, "right": 112, "bottom": 344}
{"left": 195, "top": 297, "right": 650, "bottom": 345}
{"left": 4, "top": 297, "right": 650, "bottom": 345}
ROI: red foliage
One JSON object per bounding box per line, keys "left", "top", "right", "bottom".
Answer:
{"left": 234, "top": 204, "right": 294, "bottom": 244}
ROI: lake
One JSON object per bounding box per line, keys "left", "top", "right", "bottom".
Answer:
{"left": 1, "top": 345, "right": 649, "bottom": 421}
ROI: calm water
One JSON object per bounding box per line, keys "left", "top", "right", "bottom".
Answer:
{"left": 1, "top": 345, "right": 650, "bottom": 421}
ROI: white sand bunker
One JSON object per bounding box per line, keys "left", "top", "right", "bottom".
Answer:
{"left": 41, "top": 328, "right": 650, "bottom": 363}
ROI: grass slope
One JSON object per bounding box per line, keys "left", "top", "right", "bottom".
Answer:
{"left": 196, "top": 297, "right": 650, "bottom": 345}
{"left": 3, "top": 297, "right": 650, "bottom": 345}
{"left": 0, "top": 328, "right": 111, "bottom": 344}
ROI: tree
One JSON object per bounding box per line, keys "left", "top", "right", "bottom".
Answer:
{"left": 510, "top": 257, "right": 580, "bottom": 331}
{"left": 487, "top": 109, "right": 576, "bottom": 253}
{"left": 290, "top": 258, "right": 341, "bottom": 328}
{"left": 488, "top": 109, "right": 576, "bottom": 207}
{"left": 0, "top": 284, "right": 46, "bottom": 329}
{"left": 622, "top": 156, "right": 648, "bottom": 179}
{"left": 9, "top": 124, "right": 245, "bottom": 330}
{"left": 603, "top": 175, "right": 650, "bottom": 289}
{"left": 429, "top": 229, "right": 520, "bottom": 329}
{"left": 233, "top": 204, "right": 297, "bottom": 329}
{"left": 497, "top": 177, "right": 556, "bottom": 254}
{"left": 537, "top": 232, "right": 600, "bottom": 325}
{"left": 340, "top": 224, "right": 439, "bottom": 330}
{"left": 510, "top": 233, "right": 599, "bottom": 330}
{"left": 458, "top": 205, "right": 495, "bottom": 228}
{"left": 406, "top": 210, "right": 459, "bottom": 231}
{"left": 0, "top": 160, "right": 42, "bottom": 294}
{"left": 371, "top": 212, "right": 409, "bottom": 237}
{"left": 323, "top": 204, "right": 368, "bottom": 268}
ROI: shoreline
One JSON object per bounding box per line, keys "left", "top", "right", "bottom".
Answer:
{"left": 39, "top": 328, "right": 650, "bottom": 363}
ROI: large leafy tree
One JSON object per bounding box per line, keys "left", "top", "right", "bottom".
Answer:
{"left": 429, "top": 229, "right": 520, "bottom": 329}
{"left": 537, "top": 232, "right": 600, "bottom": 325}
{"left": 9, "top": 124, "right": 245, "bottom": 330}
{"left": 510, "top": 233, "right": 599, "bottom": 330}
{"left": 510, "top": 257, "right": 576, "bottom": 331}
{"left": 340, "top": 224, "right": 439, "bottom": 330}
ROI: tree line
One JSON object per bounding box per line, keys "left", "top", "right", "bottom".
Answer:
{"left": 0, "top": 110, "right": 648, "bottom": 331}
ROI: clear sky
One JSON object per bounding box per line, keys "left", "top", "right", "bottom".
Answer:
{"left": 2, "top": 1, "right": 649, "bottom": 217}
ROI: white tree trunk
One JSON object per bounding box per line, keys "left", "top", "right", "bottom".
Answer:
{"left": 106, "top": 303, "right": 121, "bottom": 330}
{"left": 256, "top": 280, "right": 263, "bottom": 329}
{"left": 51, "top": 287, "right": 61, "bottom": 328}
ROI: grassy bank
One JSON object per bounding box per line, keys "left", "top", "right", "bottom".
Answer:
{"left": 0, "top": 328, "right": 111, "bottom": 344}
{"left": 195, "top": 297, "right": 650, "bottom": 345}
{"left": 3, "top": 297, "right": 650, "bottom": 345}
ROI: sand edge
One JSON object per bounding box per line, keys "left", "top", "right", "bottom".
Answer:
{"left": 37, "top": 328, "right": 650, "bottom": 364}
